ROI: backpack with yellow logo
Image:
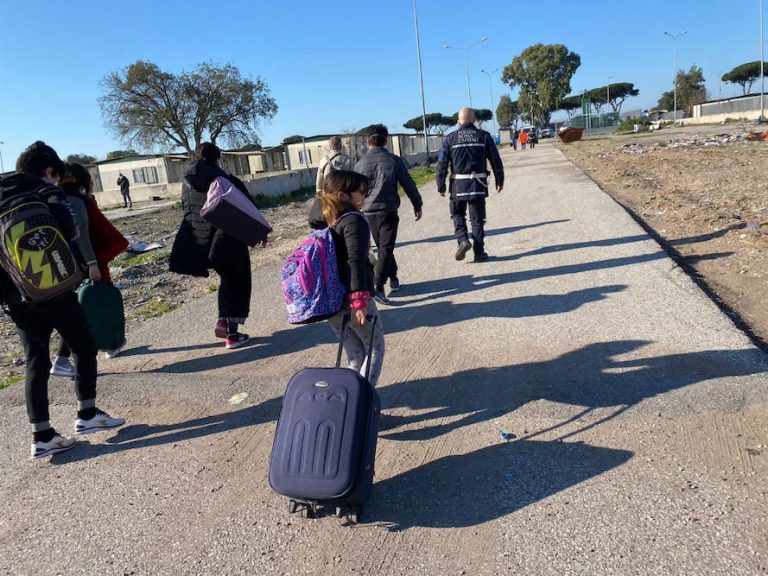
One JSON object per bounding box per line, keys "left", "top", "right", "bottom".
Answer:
{"left": 0, "top": 193, "right": 83, "bottom": 303}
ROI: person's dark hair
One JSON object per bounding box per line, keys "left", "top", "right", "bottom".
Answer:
{"left": 366, "top": 124, "right": 388, "bottom": 147}
{"left": 59, "top": 163, "right": 93, "bottom": 196}
{"left": 320, "top": 170, "right": 370, "bottom": 224}
{"left": 196, "top": 142, "right": 221, "bottom": 163}
{"left": 15, "top": 140, "right": 66, "bottom": 178}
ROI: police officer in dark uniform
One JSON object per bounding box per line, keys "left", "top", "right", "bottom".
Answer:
{"left": 436, "top": 107, "right": 504, "bottom": 262}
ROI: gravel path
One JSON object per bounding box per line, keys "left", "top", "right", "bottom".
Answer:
{"left": 1, "top": 142, "right": 767, "bottom": 575}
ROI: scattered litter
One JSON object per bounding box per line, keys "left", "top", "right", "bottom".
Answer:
{"left": 126, "top": 241, "right": 164, "bottom": 253}
{"left": 746, "top": 221, "right": 761, "bottom": 229}
{"left": 608, "top": 132, "right": 757, "bottom": 158}
{"left": 229, "top": 392, "right": 249, "bottom": 405}
{"left": 746, "top": 130, "right": 768, "bottom": 142}
{"left": 499, "top": 431, "right": 516, "bottom": 441}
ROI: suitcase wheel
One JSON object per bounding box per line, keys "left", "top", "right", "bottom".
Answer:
{"left": 300, "top": 506, "right": 314, "bottom": 519}
{"left": 348, "top": 505, "right": 362, "bottom": 524}
{"left": 287, "top": 500, "right": 298, "bottom": 514}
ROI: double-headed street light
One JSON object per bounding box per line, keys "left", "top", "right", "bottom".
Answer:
{"left": 480, "top": 68, "right": 499, "bottom": 134}
{"left": 664, "top": 30, "right": 688, "bottom": 125}
{"left": 442, "top": 36, "right": 488, "bottom": 107}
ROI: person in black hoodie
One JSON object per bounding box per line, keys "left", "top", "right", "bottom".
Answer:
{"left": 0, "top": 141, "right": 124, "bottom": 459}
{"left": 169, "top": 142, "right": 261, "bottom": 349}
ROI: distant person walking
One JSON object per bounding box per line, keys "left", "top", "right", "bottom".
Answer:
{"left": 354, "top": 124, "right": 423, "bottom": 304}
{"left": 169, "top": 142, "right": 263, "bottom": 349}
{"left": 511, "top": 128, "right": 519, "bottom": 151}
{"left": 436, "top": 107, "right": 504, "bottom": 263}
{"left": 519, "top": 129, "right": 528, "bottom": 150}
{"left": 116, "top": 172, "right": 132, "bottom": 208}
{"left": 316, "top": 136, "right": 354, "bottom": 194}
{"left": 0, "top": 142, "right": 124, "bottom": 459}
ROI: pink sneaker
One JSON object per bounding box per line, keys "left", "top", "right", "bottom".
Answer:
{"left": 225, "top": 333, "right": 250, "bottom": 349}
{"left": 215, "top": 319, "right": 227, "bottom": 339}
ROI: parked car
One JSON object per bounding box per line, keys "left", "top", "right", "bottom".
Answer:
{"left": 539, "top": 127, "right": 554, "bottom": 139}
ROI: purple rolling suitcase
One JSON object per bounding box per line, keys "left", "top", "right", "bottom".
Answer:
{"left": 201, "top": 176, "right": 272, "bottom": 247}
{"left": 269, "top": 316, "right": 379, "bottom": 523}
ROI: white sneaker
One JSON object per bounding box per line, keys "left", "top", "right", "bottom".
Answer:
{"left": 75, "top": 409, "right": 126, "bottom": 435}
{"left": 30, "top": 432, "right": 76, "bottom": 459}
{"left": 104, "top": 342, "right": 126, "bottom": 359}
{"left": 49, "top": 359, "right": 76, "bottom": 378}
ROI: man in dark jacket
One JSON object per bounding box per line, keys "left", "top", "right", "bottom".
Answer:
{"left": 116, "top": 172, "right": 132, "bottom": 208}
{"left": 0, "top": 141, "right": 124, "bottom": 459}
{"left": 354, "top": 124, "right": 423, "bottom": 304}
{"left": 437, "top": 107, "right": 504, "bottom": 262}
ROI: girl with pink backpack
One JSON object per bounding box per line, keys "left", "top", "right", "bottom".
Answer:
{"left": 314, "top": 171, "right": 385, "bottom": 386}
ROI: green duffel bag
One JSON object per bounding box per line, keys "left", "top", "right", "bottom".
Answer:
{"left": 76, "top": 281, "right": 125, "bottom": 351}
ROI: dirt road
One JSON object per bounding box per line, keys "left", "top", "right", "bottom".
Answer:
{"left": 1, "top": 143, "right": 767, "bottom": 575}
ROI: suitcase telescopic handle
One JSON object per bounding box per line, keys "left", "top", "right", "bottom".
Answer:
{"left": 336, "top": 314, "right": 378, "bottom": 381}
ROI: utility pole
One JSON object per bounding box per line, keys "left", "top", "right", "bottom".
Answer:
{"left": 760, "top": 0, "right": 766, "bottom": 122}
{"left": 664, "top": 30, "right": 688, "bottom": 125}
{"left": 412, "top": 0, "right": 430, "bottom": 160}
{"left": 481, "top": 68, "right": 499, "bottom": 135}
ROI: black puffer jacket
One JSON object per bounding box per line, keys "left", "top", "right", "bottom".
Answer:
{"left": 308, "top": 203, "right": 374, "bottom": 296}
{"left": 169, "top": 160, "right": 253, "bottom": 277}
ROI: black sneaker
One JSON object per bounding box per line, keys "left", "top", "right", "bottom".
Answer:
{"left": 455, "top": 240, "right": 472, "bottom": 261}
{"left": 226, "top": 333, "right": 250, "bottom": 349}
{"left": 472, "top": 252, "right": 489, "bottom": 263}
{"left": 373, "top": 290, "right": 391, "bottom": 305}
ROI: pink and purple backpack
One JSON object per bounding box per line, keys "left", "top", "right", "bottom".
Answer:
{"left": 281, "top": 213, "right": 362, "bottom": 324}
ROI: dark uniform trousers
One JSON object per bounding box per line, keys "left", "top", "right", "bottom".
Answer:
{"left": 450, "top": 197, "right": 487, "bottom": 256}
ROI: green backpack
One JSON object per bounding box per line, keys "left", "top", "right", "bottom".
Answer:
{"left": 0, "top": 196, "right": 83, "bottom": 303}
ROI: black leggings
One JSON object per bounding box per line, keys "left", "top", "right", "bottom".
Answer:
{"left": 7, "top": 293, "right": 98, "bottom": 424}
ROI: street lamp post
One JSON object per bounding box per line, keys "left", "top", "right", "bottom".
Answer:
{"left": 412, "top": 0, "right": 430, "bottom": 160}
{"left": 760, "top": 0, "right": 766, "bottom": 122}
{"left": 0, "top": 141, "right": 5, "bottom": 174}
{"left": 664, "top": 30, "right": 687, "bottom": 125}
{"left": 480, "top": 68, "right": 499, "bottom": 135}
{"left": 442, "top": 36, "right": 488, "bottom": 107}
{"left": 606, "top": 75, "right": 614, "bottom": 110}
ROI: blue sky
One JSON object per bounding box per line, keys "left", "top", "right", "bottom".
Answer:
{"left": 0, "top": 0, "right": 762, "bottom": 166}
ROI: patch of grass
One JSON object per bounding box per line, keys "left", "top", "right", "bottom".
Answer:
{"left": 253, "top": 187, "right": 315, "bottom": 209}
{"left": 205, "top": 283, "right": 217, "bottom": 294}
{"left": 128, "top": 299, "right": 178, "bottom": 321}
{"left": 112, "top": 249, "right": 169, "bottom": 269}
{"left": 409, "top": 166, "right": 436, "bottom": 189}
{"left": 0, "top": 374, "right": 23, "bottom": 390}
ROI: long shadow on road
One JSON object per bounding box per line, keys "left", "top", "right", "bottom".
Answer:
{"left": 368, "top": 439, "right": 632, "bottom": 531}
{"left": 377, "top": 342, "right": 767, "bottom": 442}
{"left": 381, "top": 285, "right": 627, "bottom": 334}
{"left": 52, "top": 339, "right": 767, "bottom": 532}
{"left": 396, "top": 220, "right": 569, "bottom": 249}
{"left": 391, "top": 249, "right": 732, "bottom": 305}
